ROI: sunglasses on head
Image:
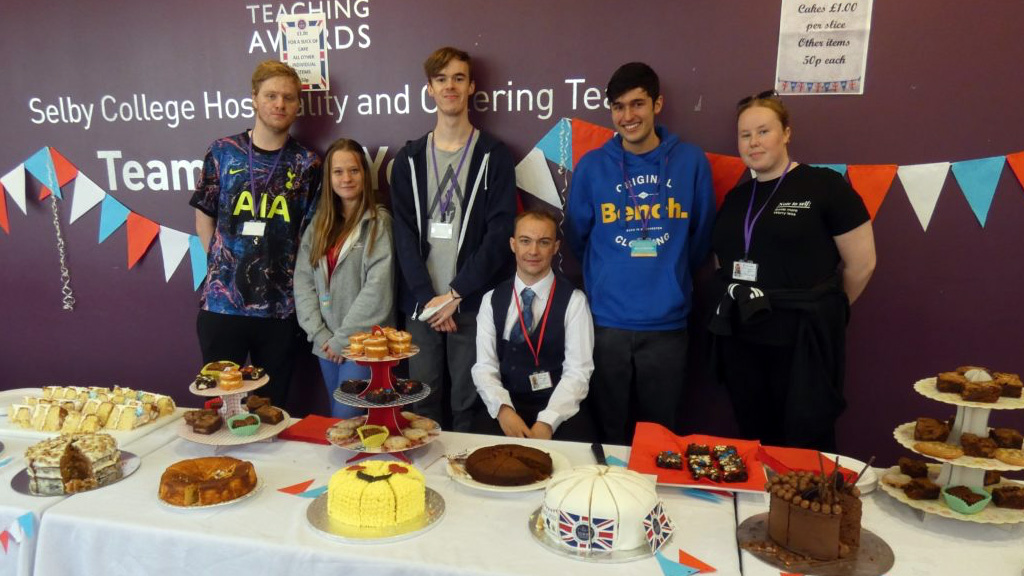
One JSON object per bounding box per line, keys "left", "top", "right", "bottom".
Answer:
{"left": 737, "top": 90, "right": 780, "bottom": 108}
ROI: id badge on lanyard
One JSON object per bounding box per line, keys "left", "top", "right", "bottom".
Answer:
{"left": 241, "top": 221, "right": 266, "bottom": 237}
{"left": 732, "top": 260, "right": 758, "bottom": 282}
{"left": 631, "top": 238, "right": 657, "bottom": 258}
{"left": 529, "top": 371, "right": 553, "bottom": 392}
{"left": 429, "top": 220, "right": 454, "bottom": 239}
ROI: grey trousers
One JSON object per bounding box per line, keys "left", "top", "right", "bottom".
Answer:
{"left": 407, "top": 311, "right": 478, "bottom": 432}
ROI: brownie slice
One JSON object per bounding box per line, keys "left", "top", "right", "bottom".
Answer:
{"left": 255, "top": 405, "right": 284, "bottom": 425}
{"left": 245, "top": 395, "right": 271, "bottom": 411}
{"left": 656, "top": 451, "right": 683, "bottom": 470}
{"left": 914, "top": 417, "right": 950, "bottom": 442}
{"left": 994, "top": 372, "right": 1023, "bottom": 398}
{"left": 192, "top": 413, "right": 223, "bottom": 434}
{"left": 984, "top": 470, "right": 1002, "bottom": 486}
{"left": 904, "top": 477, "right": 941, "bottom": 500}
{"left": 961, "top": 381, "right": 1002, "bottom": 403}
{"left": 936, "top": 372, "right": 967, "bottom": 393}
{"left": 961, "top": 433, "right": 998, "bottom": 458}
{"left": 945, "top": 485, "right": 986, "bottom": 506}
{"left": 990, "top": 428, "right": 1024, "bottom": 450}
{"left": 898, "top": 457, "right": 929, "bottom": 478}
{"left": 685, "top": 443, "right": 710, "bottom": 456}
{"left": 991, "top": 486, "right": 1024, "bottom": 509}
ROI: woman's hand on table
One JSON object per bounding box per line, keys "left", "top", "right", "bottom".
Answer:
{"left": 497, "top": 405, "right": 531, "bottom": 437}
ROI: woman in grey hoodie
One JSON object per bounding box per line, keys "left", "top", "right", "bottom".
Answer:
{"left": 295, "top": 138, "right": 395, "bottom": 417}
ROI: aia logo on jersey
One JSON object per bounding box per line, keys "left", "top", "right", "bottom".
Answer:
{"left": 233, "top": 190, "right": 291, "bottom": 222}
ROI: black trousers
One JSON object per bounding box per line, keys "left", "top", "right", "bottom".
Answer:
{"left": 589, "top": 327, "right": 688, "bottom": 445}
{"left": 471, "top": 394, "right": 596, "bottom": 443}
{"left": 196, "top": 310, "right": 303, "bottom": 407}
{"left": 719, "top": 337, "right": 837, "bottom": 452}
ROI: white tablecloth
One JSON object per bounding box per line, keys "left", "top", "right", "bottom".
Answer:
{"left": 0, "top": 424, "right": 179, "bottom": 576}
{"left": 736, "top": 481, "right": 1024, "bottom": 575}
{"left": 32, "top": 431, "right": 742, "bottom": 576}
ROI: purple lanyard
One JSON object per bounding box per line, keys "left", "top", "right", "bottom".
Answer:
{"left": 430, "top": 129, "right": 475, "bottom": 222}
{"left": 742, "top": 161, "right": 791, "bottom": 259}
{"left": 247, "top": 134, "right": 286, "bottom": 219}
{"left": 621, "top": 159, "right": 658, "bottom": 240}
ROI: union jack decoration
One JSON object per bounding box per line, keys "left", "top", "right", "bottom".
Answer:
{"left": 643, "top": 502, "right": 674, "bottom": 552}
{"left": 556, "top": 511, "right": 617, "bottom": 550}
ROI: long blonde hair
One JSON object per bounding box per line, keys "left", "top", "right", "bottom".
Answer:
{"left": 308, "top": 139, "right": 379, "bottom": 267}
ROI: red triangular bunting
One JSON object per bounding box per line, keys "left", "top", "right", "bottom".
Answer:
{"left": 679, "top": 548, "right": 717, "bottom": 573}
{"left": 125, "top": 213, "right": 160, "bottom": 269}
{"left": 49, "top": 148, "right": 79, "bottom": 187}
{"left": 1006, "top": 151, "right": 1024, "bottom": 191}
{"left": 39, "top": 186, "right": 52, "bottom": 200}
{"left": 0, "top": 530, "right": 9, "bottom": 553}
{"left": 278, "top": 479, "right": 315, "bottom": 495}
{"left": 571, "top": 118, "right": 614, "bottom": 168}
{"left": 0, "top": 182, "right": 8, "bottom": 234}
{"left": 705, "top": 153, "right": 748, "bottom": 208}
{"left": 847, "top": 164, "right": 897, "bottom": 220}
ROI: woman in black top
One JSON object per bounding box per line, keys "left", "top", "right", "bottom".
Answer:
{"left": 710, "top": 92, "right": 876, "bottom": 451}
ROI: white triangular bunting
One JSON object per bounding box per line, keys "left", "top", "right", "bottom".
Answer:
{"left": 158, "top": 226, "right": 191, "bottom": 282}
{"left": 1, "top": 164, "right": 27, "bottom": 214}
{"left": 69, "top": 173, "right": 107, "bottom": 224}
{"left": 515, "top": 147, "right": 563, "bottom": 209}
{"left": 897, "top": 162, "right": 949, "bottom": 231}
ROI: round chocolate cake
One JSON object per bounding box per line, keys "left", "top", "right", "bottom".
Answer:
{"left": 465, "top": 444, "right": 553, "bottom": 486}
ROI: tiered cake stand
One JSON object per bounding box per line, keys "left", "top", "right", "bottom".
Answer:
{"left": 879, "top": 376, "right": 1024, "bottom": 524}
{"left": 180, "top": 374, "right": 291, "bottom": 445}
{"left": 329, "top": 344, "right": 439, "bottom": 463}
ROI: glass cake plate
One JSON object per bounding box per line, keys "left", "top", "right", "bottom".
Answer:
{"left": 527, "top": 507, "right": 664, "bottom": 563}
{"left": 11, "top": 451, "right": 140, "bottom": 497}
{"left": 159, "top": 478, "right": 264, "bottom": 510}
{"left": 447, "top": 447, "right": 571, "bottom": 493}
{"left": 737, "top": 512, "right": 895, "bottom": 575}
{"left": 306, "top": 487, "right": 445, "bottom": 543}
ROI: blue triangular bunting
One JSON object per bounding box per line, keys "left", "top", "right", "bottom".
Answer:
{"left": 97, "top": 195, "right": 130, "bottom": 242}
{"left": 24, "top": 147, "right": 61, "bottom": 199}
{"left": 535, "top": 118, "right": 573, "bottom": 171}
{"left": 188, "top": 235, "right": 208, "bottom": 291}
{"left": 17, "top": 513, "right": 34, "bottom": 539}
{"left": 812, "top": 163, "right": 847, "bottom": 176}
{"left": 951, "top": 156, "right": 1004, "bottom": 227}
{"left": 655, "top": 551, "right": 700, "bottom": 576}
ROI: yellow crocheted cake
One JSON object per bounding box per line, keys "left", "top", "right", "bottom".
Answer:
{"left": 327, "top": 460, "right": 425, "bottom": 527}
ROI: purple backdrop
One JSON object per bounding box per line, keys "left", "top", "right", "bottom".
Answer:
{"left": 2, "top": 0, "right": 1023, "bottom": 465}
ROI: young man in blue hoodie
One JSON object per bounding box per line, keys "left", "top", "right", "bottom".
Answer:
{"left": 565, "top": 62, "right": 715, "bottom": 444}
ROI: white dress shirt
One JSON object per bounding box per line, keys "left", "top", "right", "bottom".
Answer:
{"left": 471, "top": 270, "right": 594, "bottom": 431}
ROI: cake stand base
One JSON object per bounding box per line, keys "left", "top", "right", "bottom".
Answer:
{"left": 737, "top": 512, "right": 894, "bottom": 576}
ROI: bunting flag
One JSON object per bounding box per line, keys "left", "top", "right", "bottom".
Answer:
{"left": 16, "top": 513, "right": 34, "bottom": 540}
{"left": 0, "top": 530, "right": 8, "bottom": 553}
{"left": 49, "top": 148, "right": 79, "bottom": 187}
{"left": 515, "top": 147, "right": 563, "bottom": 209}
{"left": 812, "top": 163, "right": 847, "bottom": 176}
{"left": 278, "top": 479, "right": 315, "bottom": 495}
{"left": 678, "top": 549, "right": 717, "bottom": 573}
{"left": 298, "top": 485, "right": 328, "bottom": 498}
{"left": 0, "top": 182, "right": 8, "bottom": 234}
{"left": 126, "top": 213, "right": 160, "bottom": 268}
{"left": 98, "top": 195, "right": 130, "bottom": 242}
{"left": 158, "top": 226, "right": 191, "bottom": 281}
{"left": 571, "top": 118, "right": 614, "bottom": 167}
{"left": 1, "top": 164, "right": 27, "bottom": 215}
{"left": 605, "top": 454, "right": 627, "bottom": 467}
{"left": 847, "top": 164, "right": 898, "bottom": 220}
{"left": 535, "top": 117, "right": 573, "bottom": 170}
{"left": 897, "top": 162, "right": 950, "bottom": 231}
{"left": 24, "top": 146, "right": 61, "bottom": 200}
{"left": 69, "top": 173, "right": 107, "bottom": 224}
{"left": 188, "top": 235, "right": 208, "bottom": 290}
{"left": 705, "top": 153, "right": 747, "bottom": 207}
{"left": 1006, "top": 151, "right": 1024, "bottom": 190}
{"left": 655, "top": 550, "right": 701, "bottom": 576}
{"left": 951, "top": 156, "right": 1005, "bottom": 227}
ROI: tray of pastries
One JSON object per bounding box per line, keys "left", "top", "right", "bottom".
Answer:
{"left": 326, "top": 412, "right": 439, "bottom": 453}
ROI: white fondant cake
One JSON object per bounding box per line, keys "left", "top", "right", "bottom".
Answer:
{"left": 541, "top": 465, "right": 674, "bottom": 552}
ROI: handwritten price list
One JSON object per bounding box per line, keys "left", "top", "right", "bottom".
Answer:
{"left": 775, "top": 1, "right": 874, "bottom": 95}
